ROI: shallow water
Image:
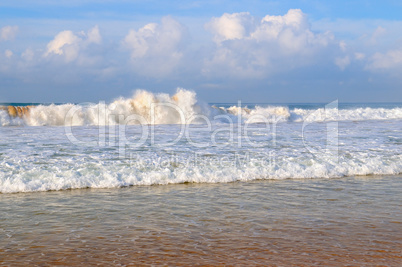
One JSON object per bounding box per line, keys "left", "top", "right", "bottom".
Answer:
{"left": 1, "top": 175, "right": 401, "bottom": 265}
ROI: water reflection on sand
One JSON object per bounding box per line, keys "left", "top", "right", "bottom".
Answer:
{"left": 1, "top": 176, "right": 401, "bottom": 265}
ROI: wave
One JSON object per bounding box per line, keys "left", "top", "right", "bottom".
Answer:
{"left": 291, "top": 107, "right": 402, "bottom": 122}
{"left": 1, "top": 89, "right": 210, "bottom": 126}
{"left": 1, "top": 151, "right": 401, "bottom": 193}
{"left": 1, "top": 88, "right": 402, "bottom": 126}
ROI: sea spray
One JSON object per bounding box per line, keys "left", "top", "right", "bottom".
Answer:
{"left": 2, "top": 88, "right": 402, "bottom": 127}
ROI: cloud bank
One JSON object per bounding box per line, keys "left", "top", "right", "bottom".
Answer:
{"left": 0, "top": 8, "right": 402, "bottom": 102}
{"left": 203, "top": 9, "right": 335, "bottom": 77}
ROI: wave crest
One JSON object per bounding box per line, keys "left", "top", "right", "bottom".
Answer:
{"left": 1, "top": 89, "right": 402, "bottom": 126}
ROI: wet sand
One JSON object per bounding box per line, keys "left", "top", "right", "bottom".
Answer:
{"left": 1, "top": 176, "right": 401, "bottom": 266}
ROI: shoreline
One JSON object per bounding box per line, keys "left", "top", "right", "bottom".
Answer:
{"left": 1, "top": 173, "right": 401, "bottom": 195}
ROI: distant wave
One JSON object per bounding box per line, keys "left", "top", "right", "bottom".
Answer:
{"left": 1, "top": 89, "right": 402, "bottom": 126}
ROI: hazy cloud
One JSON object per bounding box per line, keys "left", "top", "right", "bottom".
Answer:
{"left": 370, "top": 26, "right": 386, "bottom": 45}
{"left": 335, "top": 56, "right": 350, "bottom": 70}
{"left": 367, "top": 47, "right": 402, "bottom": 70}
{"left": 339, "top": 41, "right": 347, "bottom": 52}
{"left": 86, "top": 25, "right": 101, "bottom": 44}
{"left": 354, "top": 52, "right": 365, "bottom": 60}
{"left": 0, "top": 26, "right": 18, "bottom": 41}
{"left": 4, "top": 49, "right": 13, "bottom": 58}
{"left": 22, "top": 48, "right": 35, "bottom": 61}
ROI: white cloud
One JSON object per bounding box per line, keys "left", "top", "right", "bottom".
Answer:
{"left": 252, "top": 9, "right": 310, "bottom": 43}
{"left": 367, "top": 47, "right": 402, "bottom": 70}
{"left": 44, "top": 26, "right": 101, "bottom": 62}
{"left": 0, "top": 26, "right": 18, "bottom": 41}
{"left": 203, "top": 9, "right": 335, "bottom": 78}
{"left": 123, "top": 16, "right": 186, "bottom": 76}
{"left": 207, "top": 9, "right": 332, "bottom": 51}
{"left": 45, "top": 30, "right": 79, "bottom": 57}
{"left": 335, "top": 56, "right": 350, "bottom": 70}
{"left": 4, "top": 49, "right": 13, "bottom": 58}
{"left": 123, "top": 23, "right": 158, "bottom": 58}
{"left": 205, "top": 12, "right": 254, "bottom": 43}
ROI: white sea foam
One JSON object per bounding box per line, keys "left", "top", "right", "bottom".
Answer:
{"left": 0, "top": 118, "right": 401, "bottom": 193}
{"left": 220, "top": 105, "right": 291, "bottom": 123}
{"left": 1, "top": 89, "right": 402, "bottom": 193}
{"left": 0, "top": 110, "right": 25, "bottom": 126}
{"left": 291, "top": 107, "right": 402, "bottom": 122}
{"left": 1, "top": 146, "right": 401, "bottom": 193}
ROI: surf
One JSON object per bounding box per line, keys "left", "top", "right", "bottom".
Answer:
{"left": 1, "top": 88, "right": 402, "bottom": 127}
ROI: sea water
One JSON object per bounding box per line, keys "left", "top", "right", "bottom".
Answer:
{"left": 0, "top": 89, "right": 401, "bottom": 264}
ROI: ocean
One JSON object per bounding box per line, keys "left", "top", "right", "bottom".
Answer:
{"left": 0, "top": 89, "right": 401, "bottom": 265}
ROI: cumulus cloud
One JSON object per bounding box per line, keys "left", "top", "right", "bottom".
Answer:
{"left": 45, "top": 31, "right": 79, "bottom": 57}
{"left": 44, "top": 25, "right": 101, "bottom": 62}
{"left": 205, "top": 12, "right": 254, "bottom": 43}
{"left": 0, "top": 26, "right": 18, "bottom": 41}
{"left": 122, "top": 16, "right": 186, "bottom": 76}
{"left": 208, "top": 9, "right": 332, "bottom": 50}
{"left": 203, "top": 9, "right": 335, "bottom": 77}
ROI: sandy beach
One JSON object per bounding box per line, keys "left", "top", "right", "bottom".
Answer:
{"left": 1, "top": 176, "right": 401, "bottom": 266}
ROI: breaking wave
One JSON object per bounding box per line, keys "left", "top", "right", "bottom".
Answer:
{"left": 1, "top": 88, "right": 402, "bottom": 126}
{"left": 1, "top": 152, "right": 401, "bottom": 193}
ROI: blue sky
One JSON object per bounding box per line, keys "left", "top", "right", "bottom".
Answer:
{"left": 0, "top": 0, "right": 401, "bottom": 103}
